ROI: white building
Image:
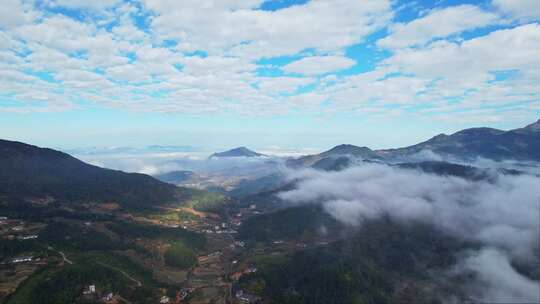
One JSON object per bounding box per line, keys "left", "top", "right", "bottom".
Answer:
{"left": 12, "top": 256, "right": 32, "bottom": 263}
{"left": 19, "top": 235, "right": 38, "bottom": 240}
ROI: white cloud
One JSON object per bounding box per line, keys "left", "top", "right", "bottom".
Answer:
{"left": 258, "top": 76, "right": 314, "bottom": 94}
{"left": 0, "top": 0, "right": 538, "bottom": 121}
{"left": 144, "top": 0, "right": 392, "bottom": 58}
{"left": 458, "top": 248, "right": 540, "bottom": 302}
{"left": 282, "top": 55, "right": 356, "bottom": 76}
{"left": 111, "top": 23, "right": 147, "bottom": 42}
{"left": 493, "top": 0, "right": 540, "bottom": 20}
{"left": 278, "top": 164, "right": 540, "bottom": 302}
{"left": 179, "top": 55, "right": 256, "bottom": 76}
{"left": 106, "top": 64, "right": 152, "bottom": 82}
{"left": 325, "top": 72, "right": 430, "bottom": 109}
{"left": 0, "top": 0, "right": 37, "bottom": 29}
{"left": 49, "top": 0, "right": 121, "bottom": 10}
{"left": 384, "top": 24, "right": 540, "bottom": 78}
{"left": 378, "top": 5, "right": 499, "bottom": 49}
{"left": 280, "top": 165, "right": 540, "bottom": 259}
{"left": 16, "top": 16, "right": 102, "bottom": 53}
{"left": 318, "top": 23, "right": 540, "bottom": 119}
{"left": 288, "top": 92, "right": 327, "bottom": 108}
{"left": 382, "top": 24, "right": 540, "bottom": 108}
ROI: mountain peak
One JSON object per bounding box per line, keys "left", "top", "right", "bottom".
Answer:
{"left": 320, "top": 144, "right": 376, "bottom": 159}
{"left": 523, "top": 119, "right": 540, "bottom": 132}
{"left": 451, "top": 127, "right": 504, "bottom": 137}
{"left": 426, "top": 133, "right": 449, "bottom": 142}
{"left": 210, "top": 146, "right": 265, "bottom": 158}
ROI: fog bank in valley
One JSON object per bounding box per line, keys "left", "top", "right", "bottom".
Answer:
{"left": 278, "top": 164, "right": 540, "bottom": 302}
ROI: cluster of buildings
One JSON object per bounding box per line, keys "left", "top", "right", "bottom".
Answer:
{"left": 235, "top": 290, "right": 261, "bottom": 304}
{"left": 0, "top": 216, "right": 47, "bottom": 265}
{"left": 229, "top": 241, "right": 245, "bottom": 250}
{"left": 17, "top": 234, "right": 38, "bottom": 240}
{"left": 10, "top": 256, "right": 34, "bottom": 264}
{"left": 0, "top": 216, "right": 40, "bottom": 241}
{"left": 168, "top": 288, "right": 193, "bottom": 303}
{"left": 230, "top": 218, "right": 242, "bottom": 227}
{"left": 201, "top": 222, "right": 238, "bottom": 235}
{"left": 81, "top": 284, "right": 118, "bottom": 303}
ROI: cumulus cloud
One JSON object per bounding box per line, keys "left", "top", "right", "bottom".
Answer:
{"left": 0, "top": 0, "right": 538, "bottom": 122}
{"left": 383, "top": 24, "right": 540, "bottom": 81}
{"left": 257, "top": 76, "right": 315, "bottom": 94}
{"left": 48, "top": 0, "right": 122, "bottom": 10}
{"left": 278, "top": 164, "right": 540, "bottom": 302}
{"left": 144, "top": 0, "right": 392, "bottom": 58}
{"left": 0, "top": 0, "right": 37, "bottom": 29}
{"left": 493, "top": 0, "right": 540, "bottom": 20}
{"left": 324, "top": 23, "right": 540, "bottom": 119}
{"left": 282, "top": 56, "right": 356, "bottom": 76}
{"left": 378, "top": 5, "right": 498, "bottom": 49}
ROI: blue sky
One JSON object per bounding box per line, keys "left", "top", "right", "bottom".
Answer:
{"left": 0, "top": 0, "right": 539, "bottom": 152}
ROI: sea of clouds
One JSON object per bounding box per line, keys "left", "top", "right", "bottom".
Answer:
{"left": 278, "top": 163, "right": 540, "bottom": 302}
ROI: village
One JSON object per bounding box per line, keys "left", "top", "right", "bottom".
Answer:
{"left": 0, "top": 216, "right": 48, "bottom": 301}
{"left": 145, "top": 202, "right": 335, "bottom": 304}
{"left": 0, "top": 199, "right": 335, "bottom": 304}
{"left": 148, "top": 204, "right": 264, "bottom": 304}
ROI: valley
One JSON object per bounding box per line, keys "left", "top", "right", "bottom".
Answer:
{"left": 1, "top": 119, "right": 540, "bottom": 303}
{"left": 2, "top": 1, "right": 539, "bottom": 302}
{"left": 0, "top": 193, "right": 341, "bottom": 304}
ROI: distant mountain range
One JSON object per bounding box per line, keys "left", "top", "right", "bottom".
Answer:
{"left": 2, "top": 119, "right": 538, "bottom": 207}
{"left": 64, "top": 145, "right": 199, "bottom": 155}
{"left": 0, "top": 139, "right": 181, "bottom": 209}
{"left": 287, "top": 119, "right": 540, "bottom": 171}
{"left": 209, "top": 146, "right": 266, "bottom": 158}
{"left": 379, "top": 119, "right": 540, "bottom": 161}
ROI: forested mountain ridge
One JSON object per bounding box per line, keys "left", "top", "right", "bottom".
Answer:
{"left": 0, "top": 139, "right": 180, "bottom": 209}
{"left": 379, "top": 119, "right": 540, "bottom": 161}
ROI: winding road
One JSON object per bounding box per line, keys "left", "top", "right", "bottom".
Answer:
{"left": 96, "top": 261, "right": 142, "bottom": 287}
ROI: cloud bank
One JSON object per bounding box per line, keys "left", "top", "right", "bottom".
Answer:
{"left": 278, "top": 164, "right": 540, "bottom": 302}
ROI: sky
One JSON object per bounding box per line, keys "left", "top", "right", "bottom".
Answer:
{"left": 0, "top": 0, "right": 539, "bottom": 152}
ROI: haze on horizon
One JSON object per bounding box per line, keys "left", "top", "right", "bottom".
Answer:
{"left": 1, "top": 0, "right": 539, "bottom": 150}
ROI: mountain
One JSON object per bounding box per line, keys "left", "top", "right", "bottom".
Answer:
{"left": 154, "top": 170, "right": 195, "bottom": 184}
{"left": 238, "top": 212, "right": 474, "bottom": 304}
{"left": 311, "top": 156, "right": 352, "bottom": 171}
{"left": 320, "top": 144, "right": 376, "bottom": 158}
{"left": 227, "top": 173, "right": 285, "bottom": 198}
{"left": 286, "top": 144, "right": 381, "bottom": 170}
{"left": 0, "top": 139, "right": 181, "bottom": 209}
{"left": 209, "top": 146, "right": 265, "bottom": 158}
{"left": 287, "top": 119, "right": 540, "bottom": 169}
{"left": 515, "top": 118, "right": 540, "bottom": 133}
{"left": 395, "top": 161, "right": 522, "bottom": 181}
{"left": 379, "top": 119, "right": 540, "bottom": 161}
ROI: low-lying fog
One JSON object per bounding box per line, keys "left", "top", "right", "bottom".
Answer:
{"left": 279, "top": 163, "right": 540, "bottom": 303}
{"left": 69, "top": 147, "right": 292, "bottom": 177}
